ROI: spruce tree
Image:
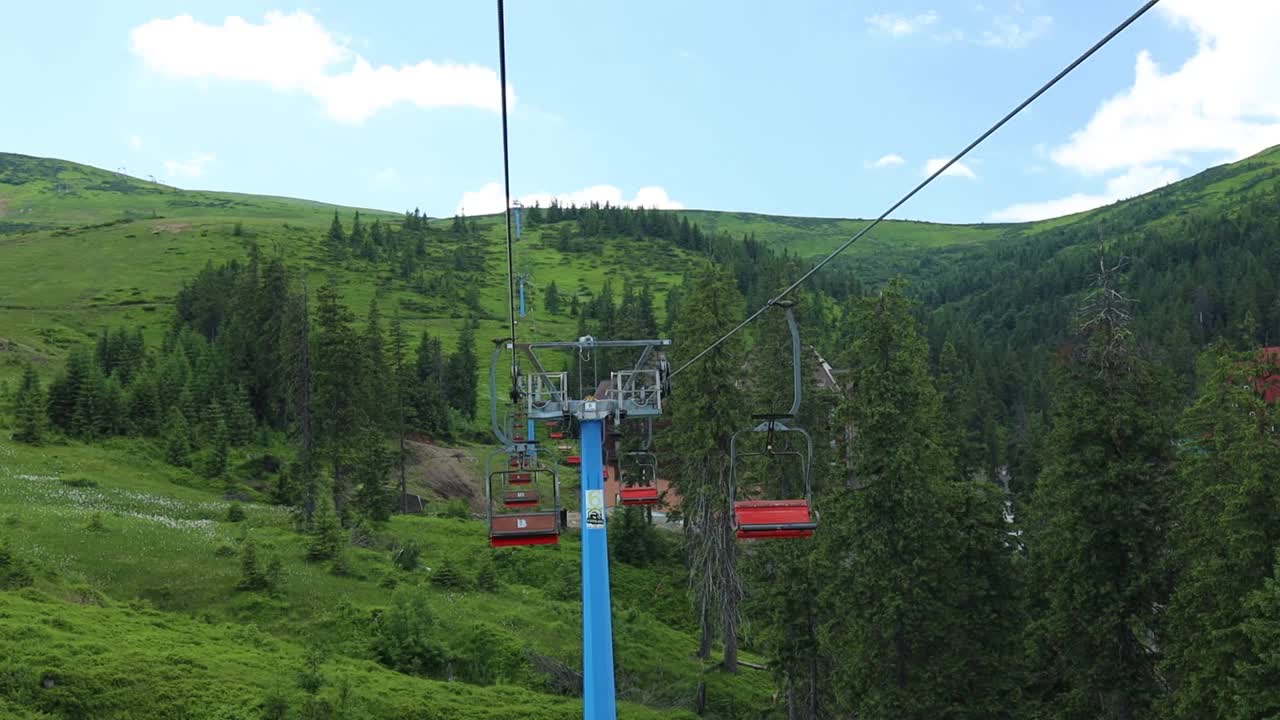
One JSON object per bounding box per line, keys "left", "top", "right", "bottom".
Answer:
{"left": 307, "top": 489, "right": 344, "bottom": 562}
{"left": 12, "top": 365, "right": 44, "bottom": 444}
{"left": 1160, "top": 346, "right": 1280, "bottom": 719}
{"left": 1024, "top": 260, "right": 1174, "bottom": 720}
{"left": 327, "top": 211, "right": 345, "bottom": 248}
{"left": 817, "top": 282, "right": 1020, "bottom": 718}
{"left": 666, "top": 263, "right": 747, "bottom": 671}
{"left": 544, "top": 280, "right": 561, "bottom": 314}
{"left": 164, "top": 406, "right": 193, "bottom": 467}
{"left": 444, "top": 320, "right": 478, "bottom": 420}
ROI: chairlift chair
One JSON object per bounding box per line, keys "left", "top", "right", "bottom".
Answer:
{"left": 485, "top": 453, "right": 561, "bottom": 548}
{"left": 729, "top": 302, "right": 817, "bottom": 540}
{"left": 619, "top": 450, "right": 660, "bottom": 507}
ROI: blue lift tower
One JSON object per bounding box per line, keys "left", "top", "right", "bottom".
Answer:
{"left": 488, "top": 338, "right": 671, "bottom": 720}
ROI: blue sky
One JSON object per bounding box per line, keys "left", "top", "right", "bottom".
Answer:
{"left": 4, "top": 1, "right": 1278, "bottom": 223}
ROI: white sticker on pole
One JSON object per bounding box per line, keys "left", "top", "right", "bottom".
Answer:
{"left": 584, "top": 489, "right": 605, "bottom": 529}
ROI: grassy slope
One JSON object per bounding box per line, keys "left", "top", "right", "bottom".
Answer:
{"left": 4, "top": 145, "right": 1280, "bottom": 718}
{"left": 0, "top": 436, "right": 768, "bottom": 719}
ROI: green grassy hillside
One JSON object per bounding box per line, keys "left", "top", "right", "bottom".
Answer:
{"left": 0, "top": 436, "right": 770, "bottom": 718}
{"left": 4, "top": 144, "right": 1280, "bottom": 719}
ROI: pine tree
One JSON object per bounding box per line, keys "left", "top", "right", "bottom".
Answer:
{"left": 353, "top": 425, "right": 394, "bottom": 521}
{"left": 12, "top": 365, "right": 44, "bottom": 444}
{"left": 444, "top": 320, "right": 478, "bottom": 420}
{"left": 47, "top": 347, "right": 93, "bottom": 431}
{"left": 1160, "top": 346, "right": 1280, "bottom": 719}
{"left": 164, "top": 406, "right": 193, "bottom": 467}
{"left": 307, "top": 489, "right": 345, "bottom": 561}
{"left": 313, "top": 277, "right": 361, "bottom": 493}
{"left": 202, "top": 407, "right": 230, "bottom": 479}
{"left": 818, "top": 282, "right": 1020, "bottom": 718}
{"left": 544, "top": 280, "right": 562, "bottom": 315}
{"left": 1024, "top": 259, "right": 1174, "bottom": 719}
{"left": 327, "top": 211, "right": 345, "bottom": 248}
{"left": 666, "top": 263, "right": 747, "bottom": 671}
{"left": 361, "top": 299, "right": 389, "bottom": 430}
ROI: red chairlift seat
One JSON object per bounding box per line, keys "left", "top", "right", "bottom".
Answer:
{"left": 565, "top": 455, "right": 581, "bottom": 466}
{"left": 509, "top": 472, "right": 532, "bottom": 485}
{"left": 502, "top": 489, "right": 540, "bottom": 507}
{"left": 549, "top": 431, "right": 565, "bottom": 440}
{"left": 733, "top": 499, "right": 816, "bottom": 540}
{"left": 490, "top": 511, "right": 560, "bottom": 547}
{"left": 514, "top": 434, "right": 525, "bottom": 442}
{"left": 620, "top": 485, "right": 660, "bottom": 507}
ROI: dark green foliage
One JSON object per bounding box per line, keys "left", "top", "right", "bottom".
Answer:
{"left": 372, "top": 586, "right": 449, "bottom": 677}
{"left": 1233, "top": 553, "right": 1280, "bottom": 717}
{"left": 444, "top": 320, "right": 478, "bottom": 420}
{"left": 475, "top": 563, "right": 499, "bottom": 593}
{"left": 1160, "top": 346, "right": 1280, "bottom": 719}
{"left": 544, "top": 280, "right": 561, "bottom": 314}
{"left": 612, "top": 506, "right": 659, "bottom": 567}
{"left": 665, "top": 263, "right": 748, "bottom": 670}
{"left": 85, "top": 513, "right": 106, "bottom": 533}
{"left": 225, "top": 503, "right": 246, "bottom": 523}
{"left": 1024, "top": 321, "right": 1175, "bottom": 719}
{"left": 164, "top": 406, "right": 193, "bottom": 467}
{"left": 352, "top": 426, "right": 394, "bottom": 521}
{"left": 0, "top": 538, "right": 34, "bottom": 590}
{"left": 430, "top": 557, "right": 467, "bottom": 590}
{"left": 11, "top": 365, "right": 43, "bottom": 444}
{"left": 392, "top": 541, "right": 420, "bottom": 572}
{"left": 236, "top": 537, "right": 283, "bottom": 594}
{"left": 817, "top": 282, "right": 1021, "bottom": 718}
{"left": 306, "top": 492, "right": 344, "bottom": 562}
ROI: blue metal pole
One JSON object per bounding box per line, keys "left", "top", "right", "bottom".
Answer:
{"left": 519, "top": 280, "right": 527, "bottom": 317}
{"left": 579, "top": 418, "right": 617, "bottom": 719}
{"left": 527, "top": 418, "right": 536, "bottom": 457}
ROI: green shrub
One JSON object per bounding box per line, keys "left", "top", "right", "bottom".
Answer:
{"left": 392, "top": 541, "right": 421, "bottom": 572}
{"left": 85, "top": 512, "right": 106, "bottom": 532}
{"left": 441, "top": 498, "right": 470, "bottom": 520}
{"left": 225, "top": 503, "right": 246, "bottom": 523}
{"left": 372, "top": 586, "right": 449, "bottom": 677}
{"left": 429, "top": 558, "right": 468, "bottom": 590}
{"left": 236, "top": 538, "right": 283, "bottom": 594}
{"left": 0, "top": 539, "right": 35, "bottom": 590}
{"left": 476, "top": 563, "right": 500, "bottom": 593}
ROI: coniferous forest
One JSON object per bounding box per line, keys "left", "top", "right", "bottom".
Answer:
{"left": 3, "top": 148, "right": 1280, "bottom": 719}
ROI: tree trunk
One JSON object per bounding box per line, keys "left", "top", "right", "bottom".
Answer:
{"left": 697, "top": 593, "right": 714, "bottom": 660}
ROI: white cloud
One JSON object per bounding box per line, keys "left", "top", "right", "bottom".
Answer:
{"left": 1050, "top": 0, "right": 1280, "bottom": 175}
{"left": 129, "top": 11, "right": 513, "bottom": 124}
{"left": 373, "top": 167, "right": 399, "bottom": 187}
{"left": 867, "top": 11, "right": 939, "bottom": 37}
{"left": 990, "top": 165, "right": 1181, "bottom": 222}
{"left": 456, "top": 183, "right": 684, "bottom": 216}
{"left": 163, "top": 151, "right": 216, "bottom": 179}
{"left": 128, "top": 134, "right": 143, "bottom": 151}
{"left": 979, "top": 13, "right": 1052, "bottom": 48}
{"left": 924, "top": 157, "right": 978, "bottom": 179}
{"left": 867, "top": 153, "right": 906, "bottom": 169}
{"left": 993, "top": 0, "right": 1280, "bottom": 222}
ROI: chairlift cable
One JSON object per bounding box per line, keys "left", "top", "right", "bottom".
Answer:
{"left": 496, "top": 0, "right": 519, "bottom": 389}
{"left": 669, "top": 0, "right": 1163, "bottom": 380}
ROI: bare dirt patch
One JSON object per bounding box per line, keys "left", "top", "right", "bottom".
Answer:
{"left": 403, "top": 436, "right": 484, "bottom": 510}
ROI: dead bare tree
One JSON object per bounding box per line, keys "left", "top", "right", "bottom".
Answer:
{"left": 1075, "top": 243, "right": 1136, "bottom": 378}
